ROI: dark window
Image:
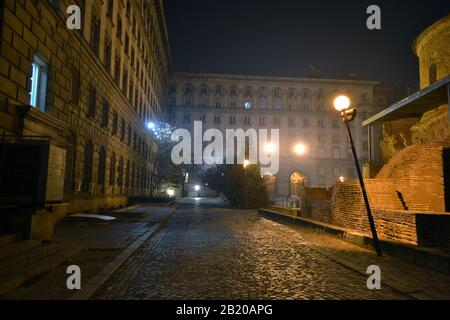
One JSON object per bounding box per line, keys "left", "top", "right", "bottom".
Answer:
{"left": 98, "top": 147, "right": 106, "bottom": 185}
{"left": 122, "top": 68, "right": 128, "bottom": 94}
{"left": 87, "top": 85, "right": 96, "bottom": 117}
{"left": 83, "top": 141, "right": 94, "bottom": 189}
{"left": 104, "top": 36, "right": 112, "bottom": 73}
{"left": 429, "top": 63, "right": 437, "bottom": 85}
{"left": 106, "top": 0, "right": 114, "bottom": 19}
{"left": 109, "top": 153, "right": 116, "bottom": 186}
{"left": 120, "top": 118, "right": 126, "bottom": 140}
{"left": 117, "top": 15, "right": 122, "bottom": 39}
{"left": 101, "top": 99, "right": 109, "bottom": 128}
{"left": 114, "top": 55, "right": 120, "bottom": 84}
{"left": 90, "top": 14, "right": 100, "bottom": 56}
{"left": 118, "top": 157, "right": 123, "bottom": 187}
{"left": 112, "top": 112, "right": 118, "bottom": 135}
{"left": 71, "top": 70, "right": 80, "bottom": 105}
{"left": 125, "top": 160, "right": 130, "bottom": 188}
{"left": 127, "top": 125, "right": 132, "bottom": 145}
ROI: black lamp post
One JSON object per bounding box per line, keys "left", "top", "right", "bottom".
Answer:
{"left": 334, "top": 95, "right": 382, "bottom": 257}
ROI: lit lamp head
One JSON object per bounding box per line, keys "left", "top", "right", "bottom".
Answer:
{"left": 264, "top": 143, "right": 276, "bottom": 154}
{"left": 333, "top": 95, "right": 356, "bottom": 122}
{"left": 147, "top": 122, "right": 155, "bottom": 130}
{"left": 294, "top": 144, "right": 306, "bottom": 156}
{"left": 243, "top": 159, "right": 250, "bottom": 169}
{"left": 194, "top": 185, "right": 200, "bottom": 191}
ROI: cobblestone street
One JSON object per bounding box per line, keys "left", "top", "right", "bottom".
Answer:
{"left": 93, "top": 199, "right": 450, "bottom": 300}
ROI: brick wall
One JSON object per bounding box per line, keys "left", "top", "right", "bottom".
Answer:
{"left": 377, "top": 143, "right": 447, "bottom": 212}
{"left": 0, "top": 0, "right": 170, "bottom": 215}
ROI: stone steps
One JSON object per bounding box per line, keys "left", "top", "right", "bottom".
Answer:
{"left": 0, "top": 242, "right": 63, "bottom": 275}
{"left": 0, "top": 236, "right": 82, "bottom": 295}
{"left": 0, "top": 234, "right": 21, "bottom": 247}
{"left": 0, "top": 240, "right": 41, "bottom": 260}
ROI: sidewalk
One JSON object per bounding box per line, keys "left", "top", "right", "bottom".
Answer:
{"left": 1, "top": 203, "right": 177, "bottom": 300}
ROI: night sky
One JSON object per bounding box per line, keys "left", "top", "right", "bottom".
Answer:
{"left": 164, "top": 0, "right": 449, "bottom": 86}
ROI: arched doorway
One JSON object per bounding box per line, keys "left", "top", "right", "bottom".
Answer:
{"left": 290, "top": 172, "right": 307, "bottom": 198}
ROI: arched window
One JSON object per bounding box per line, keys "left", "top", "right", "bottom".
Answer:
{"left": 429, "top": 63, "right": 437, "bottom": 85}
{"left": 109, "top": 152, "right": 116, "bottom": 186}
{"left": 98, "top": 147, "right": 106, "bottom": 186}
{"left": 83, "top": 141, "right": 94, "bottom": 190}
{"left": 244, "top": 86, "right": 253, "bottom": 98}
{"left": 200, "top": 84, "right": 208, "bottom": 96}
{"left": 184, "top": 83, "right": 193, "bottom": 96}
{"left": 215, "top": 85, "right": 224, "bottom": 96}
{"left": 229, "top": 86, "right": 238, "bottom": 97}
{"left": 288, "top": 88, "right": 295, "bottom": 99}
{"left": 273, "top": 87, "right": 282, "bottom": 98}
{"left": 118, "top": 157, "right": 124, "bottom": 187}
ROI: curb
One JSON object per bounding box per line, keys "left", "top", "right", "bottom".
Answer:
{"left": 68, "top": 205, "right": 178, "bottom": 300}
{"left": 258, "top": 208, "right": 450, "bottom": 276}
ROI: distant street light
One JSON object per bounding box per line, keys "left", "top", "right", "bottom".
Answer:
{"left": 194, "top": 185, "right": 200, "bottom": 191}
{"left": 264, "top": 143, "right": 276, "bottom": 154}
{"left": 294, "top": 143, "right": 306, "bottom": 156}
{"left": 243, "top": 159, "right": 250, "bottom": 169}
{"left": 333, "top": 95, "right": 382, "bottom": 257}
{"left": 166, "top": 189, "right": 175, "bottom": 197}
{"left": 339, "top": 176, "right": 345, "bottom": 183}
{"left": 147, "top": 122, "right": 155, "bottom": 130}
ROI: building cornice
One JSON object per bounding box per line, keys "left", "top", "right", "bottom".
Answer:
{"left": 172, "top": 72, "right": 379, "bottom": 87}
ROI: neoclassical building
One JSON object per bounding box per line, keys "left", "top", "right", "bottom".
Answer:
{"left": 0, "top": 0, "right": 171, "bottom": 238}
{"left": 167, "top": 72, "right": 392, "bottom": 200}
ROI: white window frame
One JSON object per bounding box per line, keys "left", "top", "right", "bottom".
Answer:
{"left": 30, "top": 55, "right": 48, "bottom": 111}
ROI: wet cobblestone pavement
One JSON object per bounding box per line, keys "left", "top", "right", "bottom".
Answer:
{"left": 93, "top": 202, "right": 450, "bottom": 300}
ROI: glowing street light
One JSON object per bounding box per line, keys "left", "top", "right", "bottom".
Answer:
{"left": 147, "top": 122, "right": 155, "bottom": 130}
{"left": 339, "top": 176, "right": 345, "bottom": 183}
{"left": 264, "top": 143, "right": 276, "bottom": 154}
{"left": 166, "top": 189, "right": 175, "bottom": 197}
{"left": 194, "top": 185, "right": 200, "bottom": 191}
{"left": 294, "top": 143, "right": 306, "bottom": 156}
{"left": 333, "top": 95, "right": 351, "bottom": 111}
{"left": 243, "top": 159, "right": 250, "bottom": 169}
{"left": 334, "top": 95, "right": 382, "bottom": 257}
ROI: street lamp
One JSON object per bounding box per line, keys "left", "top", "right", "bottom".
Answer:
{"left": 333, "top": 95, "right": 382, "bottom": 257}
{"left": 194, "top": 185, "right": 200, "bottom": 191}
{"left": 293, "top": 143, "right": 306, "bottom": 156}
{"left": 243, "top": 159, "right": 250, "bottom": 169}
{"left": 264, "top": 143, "right": 276, "bottom": 154}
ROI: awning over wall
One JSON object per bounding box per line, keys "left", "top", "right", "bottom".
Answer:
{"left": 363, "top": 75, "right": 450, "bottom": 126}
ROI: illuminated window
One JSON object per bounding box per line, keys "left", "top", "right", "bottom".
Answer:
{"left": 29, "top": 55, "right": 48, "bottom": 111}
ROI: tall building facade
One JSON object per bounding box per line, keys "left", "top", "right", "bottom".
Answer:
{"left": 167, "top": 73, "right": 385, "bottom": 200}
{"left": 0, "top": 0, "right": 171, "bottom": 237}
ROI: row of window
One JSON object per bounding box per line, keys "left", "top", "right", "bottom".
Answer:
{"left": 176, "top": 114, "right": 346, "bottom": 128}
{"left": 29, "top": 56, "right": 153, "bottom": 164}
{"left": 88, "top": 2, "right": 160, "bottom": 124}
{"left": 82, "top": 143, "right": 152, "bottom": 193}
{"left": 174, "top": 83, "right": 369, "bottom": 103}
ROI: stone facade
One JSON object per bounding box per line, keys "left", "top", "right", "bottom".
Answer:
{"left": 380, "top": 14, "right": 450, "bottom": 162}
{"left": 168, "top": 72, "right": 393, "bottom": 199}
{"left": 0, "top": 0, "right": 171, "bottom": 237}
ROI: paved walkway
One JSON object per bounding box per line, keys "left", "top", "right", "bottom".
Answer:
{"left": 1, "top": 204, "right": 175, "bottom": 300}
{"left": 92, "top": 202, "right": 450, "bottom": 300}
